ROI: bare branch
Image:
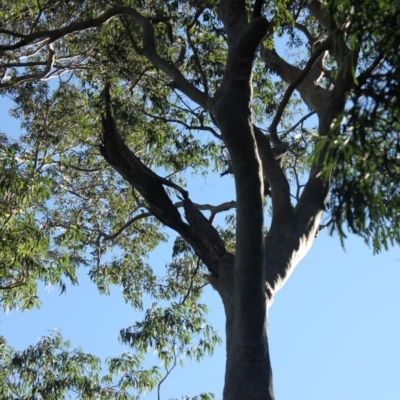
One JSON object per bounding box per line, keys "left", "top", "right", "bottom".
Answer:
{"left": 186, "top": 6, "right": 205, "bottom": 31}
{"left": 266, "top": 37, "right": 332, "bottom": 144}
{"left": 139, "top": 108, "right": 221, "bottom": 139}
{"left": 175, "top": 200, "right": 237, "bottom": 221}
{"left": 283, "top": 111, "right": 316, "bottom": 137}
{"left": 96, "top": 199, "right": 235, "bottom": 244}
{"left": 357, "top": 54, "right": 386, "bottom": 84}
{"left": 128, "top": 9, "right": 209, "bottom": 109}
{"left": 63, "top": 164, "right": 106, "bottom": 173}
{"left": 0, "top": 44, "right": 55, "bottom": 88}
{"left": 99, "top": 211, "right": 152, "bottom": 242}
{"left": 319, "top": 218, "right": 334, "bottom": 232}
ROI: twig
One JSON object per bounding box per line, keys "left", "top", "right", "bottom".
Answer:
{"left": 157, "top": 343, "right": 180, "bottom": 400}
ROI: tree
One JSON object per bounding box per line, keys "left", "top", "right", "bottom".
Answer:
{"left": 0, "top": 0, "right": 399, "bottom": 399}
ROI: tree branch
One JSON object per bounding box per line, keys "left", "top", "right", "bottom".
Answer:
{"left": 175, "top": 200, "right": 237, "bottom": 221}
{"left": 0, "top": 279, "right": 27, "bottom": 290}
{"left": 307, "top": 0, "right": 332, "bottom": 30}
{"left": 139, "top": 108, "right": 221, "bottom": 139}
{"left": 98, "top": 211, "right": 152, "bottom": 242}
{"left": 0, "top": 7, "right": 131, "bottom": 51}
{"left": 100, "top": 84, "right": 226, "bottom": 275}
{"left": 283, "top": 111, "right": 316, "bottom": 137}
{"left": 0, "top": 28, "right": 28, "bottom": 38}
{"left": 261, "top": 46, "right": 330, "bottom": 114}
{"left": 2, "top": 61, "right": 48, "bottom": 68}
{"left": 97, "top": 200, "right": 236, "bottom": 245}
{"left": 357, "top": 54, "right": 386, "bottom": 84}
{"left": 282, "top": 21, "right": 315, "bottom": 44}
{"left": 253, "top": 126, "right": 292, "bottom": 225}
{"left": 128, "top": 9, "right": 209, "bottom": 109}
{"left": 294, "top": 22, "right": 315, "bottom": 43}
{"left": 0, "top": 44, "right": 55, "bottom": 88}
{"left": 179, "top": 258, "right": 202, "bottom": 305}
{"left": 268, "top": 35, "right": 332, "bottom": 143}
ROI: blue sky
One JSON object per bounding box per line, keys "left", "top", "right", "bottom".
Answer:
{"left": 1, "top": 91, "right": 400, "bottom": 400}
{"left": 1, "top": 167, "right": 399, "bottom": 399}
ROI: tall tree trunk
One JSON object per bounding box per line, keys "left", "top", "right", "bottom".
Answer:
{"left": 211, "top": 254, "right": 274, "bottom": 400}
{"left": 206, "top": 2, "right": 274, "bottom": 398}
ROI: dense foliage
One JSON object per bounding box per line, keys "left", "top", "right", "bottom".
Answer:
{"left": 1, "top": 0, "right": 399, "bottom": 398}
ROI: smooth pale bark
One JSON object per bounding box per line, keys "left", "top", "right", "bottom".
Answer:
{"left": 206, "top": 0, "right": 275, "bottom": 397}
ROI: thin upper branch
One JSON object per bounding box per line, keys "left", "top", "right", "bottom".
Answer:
{"left": 98, "top": 211, "right": 152, "bottom": 242}
{"left": 175, "top": 200, "right": 237, "bottom": 222}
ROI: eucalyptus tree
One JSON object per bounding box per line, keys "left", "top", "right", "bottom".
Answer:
{"left": 0, "top": 0, "right": 399, "bottom": 399}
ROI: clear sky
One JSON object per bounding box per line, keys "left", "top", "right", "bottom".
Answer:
{"left": 1, "top": 92, "right": 400, "bottom": 400}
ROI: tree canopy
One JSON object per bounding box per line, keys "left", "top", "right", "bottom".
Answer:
{"left": 0, "top": 0, "right": 399, "bottom": 398}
